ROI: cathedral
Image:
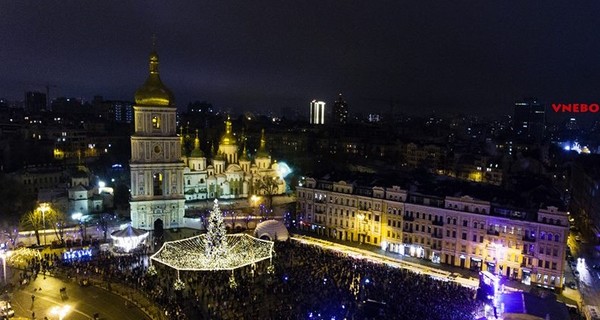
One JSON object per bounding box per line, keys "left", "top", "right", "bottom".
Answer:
{"left": 130, "top": 50, "right": 286, "bottom": 230}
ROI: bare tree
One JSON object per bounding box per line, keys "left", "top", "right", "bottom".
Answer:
{"left": 255, "top": 176, "right": 280, "bottom": 212}
{"left": 20, "top": 210, "right": 43, "bottom": 246}
{"left": 48, "top": 209, "right": 67, "bottom": 246}
{"left": 97, "top": 213, "right": 114, "bottom": 242}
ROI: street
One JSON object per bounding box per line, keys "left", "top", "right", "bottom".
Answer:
{"left": 567, "top": 229, "right": 600, "bottom": 309}
{"left": 6, "top": 273, "right": 149, "bottom": 320}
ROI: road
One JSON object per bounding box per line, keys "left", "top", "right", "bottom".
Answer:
{"left": 567, "top": 230, "right": 600, "bottom": 308}
{"left": 7, "top": 274, "right": 149, "bottom": 320}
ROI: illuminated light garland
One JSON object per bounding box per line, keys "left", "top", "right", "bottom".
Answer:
{"left": 110, "top": 225, "right": 149, "bottom": 253}
{"left": 150, "top": 200, "right": 274, "bottom": 271}
{"left": 147, "top": 265, "right": 157, "bottom": 276}
{"left": 173, "top": 278, "right": 185, "bottom": 291}
{"left": 229, "top": 272, "right": 238, "bottom": 289}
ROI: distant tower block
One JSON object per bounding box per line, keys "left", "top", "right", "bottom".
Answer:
{"left": 333, "top": 93, "right": 348, "bottom": 124}
{"left": 310, "top": 100, "right": 326, "bottom": 125}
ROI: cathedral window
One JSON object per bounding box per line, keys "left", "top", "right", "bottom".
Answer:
{"left": 153, "top": 172, "right": 163, "bottom": 196}
{"left": 152, "top": 115, "right": 161, "bottom": 129}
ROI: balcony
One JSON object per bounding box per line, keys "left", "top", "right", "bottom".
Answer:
{"left": 432, "top": 220, "right": 444, "bottom": 226}
{"left": 403, "top": 215, "right": 415, "bottom": 222}
{"left": 522, "top": 236, "right": 536, "bottom": 243}
{"left": 486, "top": 229, "right": 500, "bottom": 236}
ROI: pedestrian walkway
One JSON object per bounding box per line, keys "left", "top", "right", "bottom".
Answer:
{"left": 292, "top": 230, "right": 580, "bottom": 306}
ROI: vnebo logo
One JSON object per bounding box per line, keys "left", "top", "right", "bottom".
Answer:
{"left": 552, "top": 103, "right": 600, "bottom": 113}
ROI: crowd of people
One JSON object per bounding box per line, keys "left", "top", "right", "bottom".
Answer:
{"left": 14, "top": 239, "right": 480, "bottom": 320}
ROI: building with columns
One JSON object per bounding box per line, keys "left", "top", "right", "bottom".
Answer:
{"left": 129, "top": 50, "right": 186, "bottom": 230}
{"left": 297, "top": 177, "right": 569, "bottom": 289}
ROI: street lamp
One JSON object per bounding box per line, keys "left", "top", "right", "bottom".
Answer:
{"left": 50, "top": 305, "right": 71, "bottom": 320}
{"left": 356, "top": 213, "right": 366, "bottom": 244}
{"left": 0, "top": 250, "right": 10, "bottom": 284}
{"left": 39, "top": 203, "right": 50, "bottom": 246}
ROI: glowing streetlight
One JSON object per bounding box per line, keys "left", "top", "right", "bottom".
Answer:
{"left": 38, "top": 203, "right": 50, "bottom": 246}
{"left": 50, "top": 305, "right": 71, "bottom": 320}
{"left": 0, "top": 250, "right": 10, "bottom": 284}
{"left": 356, "top": 213, "right": 367, "bottom": 244}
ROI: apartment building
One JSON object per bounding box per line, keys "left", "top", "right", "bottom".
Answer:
{"left": 297, "top": 177, "right": 568, "bottom": 290}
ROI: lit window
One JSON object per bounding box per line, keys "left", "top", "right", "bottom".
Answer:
{"left": 152, "top": 116, "right": 161, "bottom": 129}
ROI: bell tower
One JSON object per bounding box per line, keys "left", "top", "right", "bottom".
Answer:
{"left": 129, "top": 49, "right": 185, "bottom": 230}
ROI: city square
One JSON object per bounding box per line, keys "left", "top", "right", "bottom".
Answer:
{"left": 2, "top": 2, "right": 600, "bottom": 320}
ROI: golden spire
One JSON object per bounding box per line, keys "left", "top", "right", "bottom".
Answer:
{"left": 190, "top": 129, "right": 204, "bottom": 158}
{"left": 256, "top": 128, "right": 269, "bottom": 157}
{"left": 220, "top": 115, "right": 237, "bottom": 145}
{"left": 134, "top": 39, "right": 174, "bottom": 106}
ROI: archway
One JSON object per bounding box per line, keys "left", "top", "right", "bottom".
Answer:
{"left": 154, "top": 218, "right": 164, "bottom": 247}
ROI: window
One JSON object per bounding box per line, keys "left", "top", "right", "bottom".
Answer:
{"left": 554, "top": 234, "right": 559, "bottom": 242}
{"left": 463, "top": 220, "right": 468, "bottom": 227}
{"left": 480, "top": 236, "right": 484, "bottom": 243}
{"left": 474, "top": 222, "right": 478, "bottom": 229}
{"left": 452, "top": 231, "right": 456, "bottom": 238}
{"left": 472, "top": 235, "right": 477, "bottom": 242}
{"left": 153, "top": 172, "right": 163, "bottom": 196}
{"left": 462, "top": 232, "right": 467, "bottom": 240}
{"left": 152, "top": 115, "right": 161, "bottom": 129}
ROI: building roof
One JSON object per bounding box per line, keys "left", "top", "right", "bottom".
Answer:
{"left": 134, "top": 51, "right": 174, "bottom": 107}
{"left": 111, "top": 225, "right": 148, "bottom": 238}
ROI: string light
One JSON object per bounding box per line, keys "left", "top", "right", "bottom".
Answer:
{"left": 151, "top": 199, "right": 274, "bottom": 271}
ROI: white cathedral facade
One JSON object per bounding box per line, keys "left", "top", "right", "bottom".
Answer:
{"left": 130, "top": 50, "right": 286, "bottom": 230}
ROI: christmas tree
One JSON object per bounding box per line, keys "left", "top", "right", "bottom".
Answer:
{"left": 205, "top": 199, "right": 227, "bottom": 258}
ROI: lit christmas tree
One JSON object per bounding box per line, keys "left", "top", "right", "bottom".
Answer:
{"left": 205, "top": 199, "right": 227, "bottom": 258}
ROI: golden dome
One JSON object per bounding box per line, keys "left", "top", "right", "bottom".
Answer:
{"left": 134, "top": 51, "right": 174, "bottom": 106}
{"left": 220, "top": 116, "right": 237, "bottom": 145}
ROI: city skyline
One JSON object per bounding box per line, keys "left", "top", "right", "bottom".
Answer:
{"left": 1, "top": 1, "right": 600, "bottom": 122}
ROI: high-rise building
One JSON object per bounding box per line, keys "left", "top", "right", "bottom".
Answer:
{"left": 25, "top": 91, "right": 47, "bottom": 113}
{"left": 513, "top": 98, "right": 545, "bottom": 142}
{"left": 129, "top": 50, "right": 186, "bottom": 231}
{"left": 310, "top": 100, "right": 326, "bottom": 125}
{"left": 333, "top": 93, "right": 348, "bottom": 124}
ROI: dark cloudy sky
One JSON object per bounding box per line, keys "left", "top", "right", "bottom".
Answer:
{"left": 1, "top": 1, "right": 600, "bottom": 120}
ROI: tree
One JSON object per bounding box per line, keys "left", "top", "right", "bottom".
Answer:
{"left": 205, "top": 199, "right": 227, "bottom": 258}
{"left": 20, "top": 203, "right": 58, "bottom": 246}
{"left": 255, "top": 176, "right": 280, "bottom": 212}
{"left": 48, "top": 209, "right": 67, "bottom": 246}
{"left": 20, "top": 210, "right": 44, "bottom": 246}
{"left": 0, "top": 174, "right": 35, "bottom": 227}
{"left": 97, "top": 213, "right": 114, "bottom": 242}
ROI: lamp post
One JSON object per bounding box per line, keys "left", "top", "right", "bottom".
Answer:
{"left": 357, "top": 213, "right": 365, "bottom": 244}
{"left": 39, "top": 203, "right": 49, "bottom": 246}
{"left": 0, "top": 250, "right": 8, "bottom": 284}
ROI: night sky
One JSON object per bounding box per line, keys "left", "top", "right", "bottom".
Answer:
{"left": 2, "top": 1, "right": 600, "bottom": 120}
